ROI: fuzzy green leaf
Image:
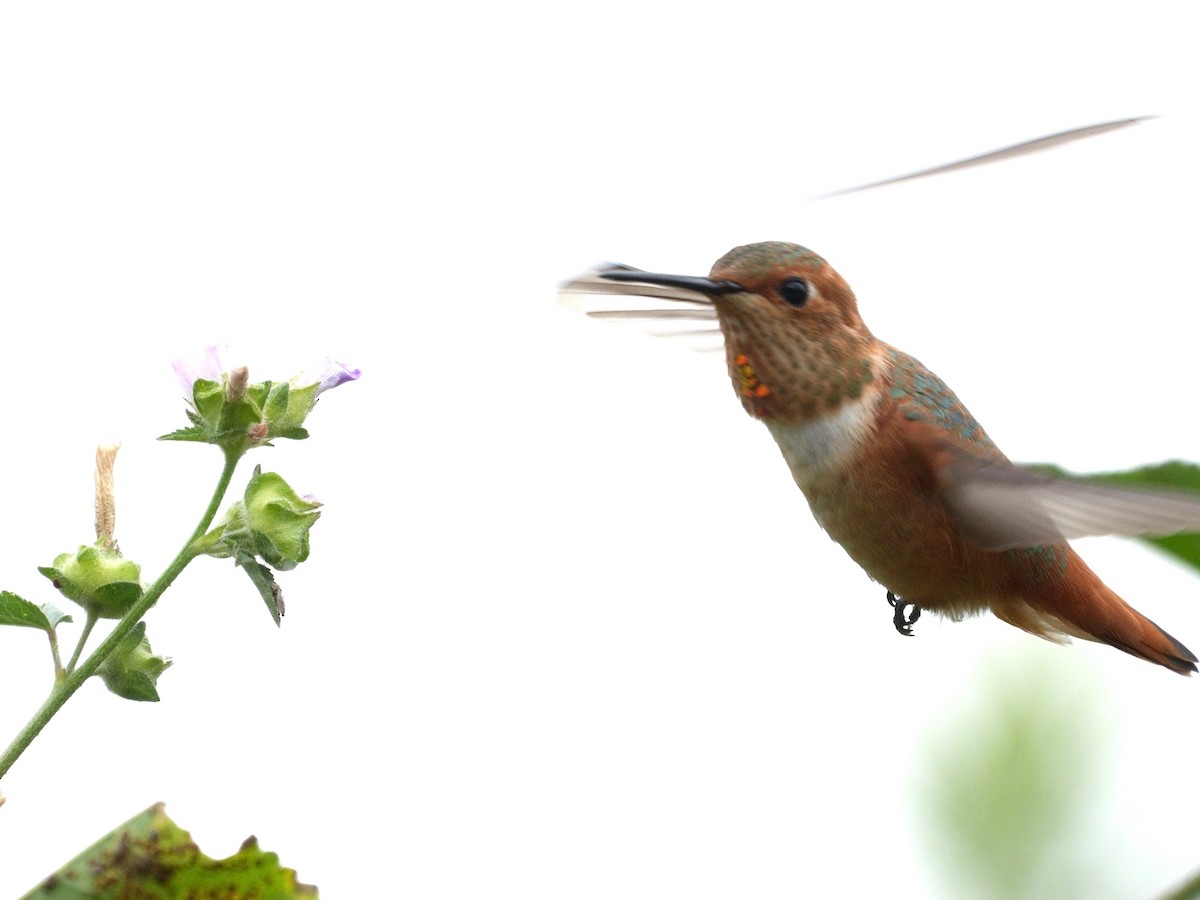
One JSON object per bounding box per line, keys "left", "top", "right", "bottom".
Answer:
{"left": 157, "top": 425, "right": 210, "bottom": 442}
{"left": 237, "top": 551, "right": 285, "bottom": 625}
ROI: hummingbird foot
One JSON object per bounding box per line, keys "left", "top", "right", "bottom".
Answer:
{"left": 887, "top": 591, "right": 921, "bottom": 637}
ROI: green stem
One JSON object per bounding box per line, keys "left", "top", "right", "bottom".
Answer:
{"left": 47, "top": 630, "right": 64, "bottom": 682}
{"left": 1162, "top": 868, "right": 1200, "bottom": 900}
{"left": 65, "top": 612, "right": 98, "bottom": 675}
{"left": 0, "top": 448, "right": 241, "bottom": 784}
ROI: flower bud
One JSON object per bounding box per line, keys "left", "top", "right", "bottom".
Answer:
{"left": 163, "top": 350, "right": 359, "bottom": 453}
{"left": 244, "top": 469, "right": 322, "bottom": 571}
{"left": 39, "top": 545, "right": 144, "bottom": 619}
{"left": 97, "top": 621, "right": 172, "bottom": 702}
{"left": 199, "top": 468, "right": 321, "bottom": 573}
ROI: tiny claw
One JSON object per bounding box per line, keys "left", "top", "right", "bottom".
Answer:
{"left": 887, "top": 591, "right": 921, "bottom": 637}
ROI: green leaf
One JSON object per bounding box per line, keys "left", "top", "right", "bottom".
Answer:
{"left": 1103, "top": 460, "right": 1200, "bottom": 491}
{"left": 157, "top": 426, "right": 209, "bottom": 442}
{"left": 20, "top": 802, "right": 317, "bottom": 899}
{"left": 916, "top": 650, "right": 1107, "bottom": 899}
{"left": 1025, "top": 460, "right": 1200, "bottom": 575}
{"left": 237, "top": 551, "right": 285, "bottom": 625}
{"left": 0, "top": 591, "right": 52, "bottom": 630}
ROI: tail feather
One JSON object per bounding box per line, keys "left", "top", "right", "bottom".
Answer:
{"left": 1008, "top": 551, "right": 1198, "bottom": 676}
{"left": 1101, "top": 614, "right": 1198, "bottom": 676}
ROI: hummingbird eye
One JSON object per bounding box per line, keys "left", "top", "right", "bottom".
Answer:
{"left": 778, "top": 277, "right": 810, "bottom": 307}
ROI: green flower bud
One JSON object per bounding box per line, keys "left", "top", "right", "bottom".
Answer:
{"left": 244, "top": 469, "right": 321, "bottom": 571}
{"left": 198, "top": 468, "right": 321, "bottom": 573}
{"left": 97, "top": 621, "right": 172, "bottom": 702}
{"left": 39, "top": 544, "right": 144, "bottom": 619}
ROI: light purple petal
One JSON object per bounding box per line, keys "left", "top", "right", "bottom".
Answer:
{"left": 308, "top": 359, "right": 362, "bottom": 396}
{"left": 172, "top": 345, "right": 226, "bottom": 396}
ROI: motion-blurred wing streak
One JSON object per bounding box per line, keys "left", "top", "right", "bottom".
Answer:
{"left": 944, "top": 460, "right": 1200, "bottom": 551}
{"left": 817, "top": 116, "right": 1154, "bottom": 198}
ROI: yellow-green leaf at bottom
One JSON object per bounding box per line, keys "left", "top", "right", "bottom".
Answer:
{"left": 21, "top": 802, "right": 317, "bottom": 899}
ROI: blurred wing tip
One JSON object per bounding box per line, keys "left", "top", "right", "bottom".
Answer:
{"left": 815, "top": 114, "right": 1158, "bottom": 199}
{"left": 946, "top": 460, "right": 1200, "bottom": 549}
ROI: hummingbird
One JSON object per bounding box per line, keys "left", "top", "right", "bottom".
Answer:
{"left": 561, "top": 241, "right": 1200, "bottom": 675}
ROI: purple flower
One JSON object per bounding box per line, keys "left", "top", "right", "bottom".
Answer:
{"left": 172, "top": 345, "right": 226, "bottom": 397}
{"left": 303, "top": 359, "right": 362, "bottom": 396}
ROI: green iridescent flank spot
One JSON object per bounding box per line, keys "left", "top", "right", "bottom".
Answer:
{"left": 887, "top": 348, "right": 995, "bottom": 450}
{"left": 1005, "top": 544, "right": 1069, "bottom": 579}
{"left": 713, "top": 242, "right": 827, "bottom": 279}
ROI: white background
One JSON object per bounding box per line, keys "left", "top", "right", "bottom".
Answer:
{"left": 1, "top": 2, "right": 1198, "bottom": 896}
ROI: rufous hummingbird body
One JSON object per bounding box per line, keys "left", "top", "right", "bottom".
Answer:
{"left": 562, "top": 241, "right": 1200, "bottom": 675}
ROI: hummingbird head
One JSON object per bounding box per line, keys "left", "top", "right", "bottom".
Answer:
{"left": 707, "top": 242, "right": 879, "bottom": 421}
{"left": 596, "top": 242, "right": 880, "bottom": 422}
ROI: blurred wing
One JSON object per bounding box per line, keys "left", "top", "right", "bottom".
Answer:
{"left": 558, "top": 265, "right": 723, "bottom": 352}
{"left": 942, "top": 458, "right": 1200, "bottom": 550}
{"left": 817, "top": 115, "right": 1154, "bottom": 198}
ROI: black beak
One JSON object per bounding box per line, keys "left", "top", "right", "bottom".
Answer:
{"left": 598, "top": 266, "right": 744, "bottom": 296}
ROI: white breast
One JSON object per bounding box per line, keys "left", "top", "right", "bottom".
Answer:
{"left": 763, "top": 393, "right": 880, "bottom": 488}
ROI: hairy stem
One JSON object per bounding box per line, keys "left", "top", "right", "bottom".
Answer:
{"left": 0, "top": 448, "right": 241, "bottom": 784}
{"left": 65, "top": 612, "right": 98, "bottom": 675}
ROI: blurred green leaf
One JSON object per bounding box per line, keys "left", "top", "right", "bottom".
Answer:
{"left": 20, "top": 803, "right": 317, "bottom": 899}
{"left": 915, "top": 650, "right": 1111, "bottom": 899}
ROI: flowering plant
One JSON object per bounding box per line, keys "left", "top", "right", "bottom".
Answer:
{"left": 0, "top": 350, "right": 359, "bottom": 796}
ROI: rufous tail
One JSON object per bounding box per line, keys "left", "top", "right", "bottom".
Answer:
{"left": 1021, "top": 556, "right": 1199, "bottom": 676}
